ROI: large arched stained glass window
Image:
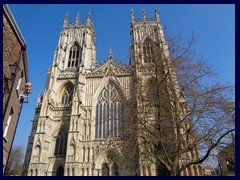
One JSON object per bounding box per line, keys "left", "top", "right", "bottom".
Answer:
{"left": 143, "top": 38, "right": 155, "bottom": 64}
{"left": 61, "top": 84, "right": 73, "bottom": 105}
{"left": 95, "top": 82, "right": 124, "bottom": 139}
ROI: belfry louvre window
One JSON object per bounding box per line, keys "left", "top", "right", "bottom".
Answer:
{"left": 68, "top": 44, "right": 80, "bottom": 68}
{"left": 143, "top": 38, "right": 155, "bottom": 63}
{"left": 61, "top": 85, "right": 73, "bottom": 105}
{"left": 95, "top": 82, "right": 124, "bottom": 139}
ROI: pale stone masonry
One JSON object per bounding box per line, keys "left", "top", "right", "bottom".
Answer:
{"left": 23, "top": 8, "right": 202, "bottom": 176}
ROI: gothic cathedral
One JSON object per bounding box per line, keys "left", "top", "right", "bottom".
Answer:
{"left": 23, "top": 9, "right": 202, "bottom": 176}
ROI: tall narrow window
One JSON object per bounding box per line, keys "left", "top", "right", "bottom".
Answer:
{"left": 68, "top": 43, "right": 80, "bottom": 68}
{"left": 95, "top": 82, "right": 124, "bottom": 139}
{"left": 3, "top": 108, "right": 14, "bottom": 138}
{"left": 55, "top": 129, "right": 67, "bottom": 156}
{"left": 61, "top": 84, "right": 73, "bottom": 105}
{"left": 83, "top": 147, "right": 85, "bottom": 162}
{"left": 143, "top": 38, "right": 155, "bottom": 63}
{"left": 87, "top": 147, "right": 90, "bottom": 162}
{"left": 16, "top": 70, "right": 23, "bottom": 90}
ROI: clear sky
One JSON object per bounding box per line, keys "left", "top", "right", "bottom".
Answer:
{"left": 8, "top": 4, "right": 235, "bottom": 164}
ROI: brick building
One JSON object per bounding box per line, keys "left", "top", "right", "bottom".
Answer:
{"left": 3, "top": 4, "right": 31, "bottom": 174}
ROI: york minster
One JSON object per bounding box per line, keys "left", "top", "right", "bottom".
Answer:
{"left": 22, "top": 8, "right": 201, "bottom": 176}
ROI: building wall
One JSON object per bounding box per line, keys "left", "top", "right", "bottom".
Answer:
{"left": 3, "top": 4, "right": 29, "bottom": 174}
{"left": 3, "top": 13, "right": 22, "bottom": 114}
{"left": 23, "top": 9, "right": 201, "bottom": 176}
{"left": 218, "top": 143, "right": 235, "bottom": 176}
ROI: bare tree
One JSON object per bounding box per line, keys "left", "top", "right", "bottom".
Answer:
{"left": 121, "top": 31, "right": 235, "bottom": 176}
{"left": 5, "top": 145, "right": 24, "bottom": 176}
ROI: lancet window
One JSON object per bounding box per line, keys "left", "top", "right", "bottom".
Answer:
{"left": 143, "top": 38, "right": 155, "bottom": 63}
{"left": 55, "top": 129, "right": 68, "bottom": 156}
{"left": 61, "top": 84, "right": 73, "bottom": 105}
{"left": 68, "top": 43, "right": 80, "bottom": 68}
{"left": 95, "top": 82, "right": 124, "bottom": 139}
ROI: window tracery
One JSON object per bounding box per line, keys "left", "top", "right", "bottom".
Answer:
{"left": 143, "top": 38, "right": 155, "bottom": 63}
{"left": 95, "top": 82, "right": 124, "bottom": 139}
{"left": 68, "top": 43, "right": 80, "bottom": 68}
{"left": 61, "top": 84, "right": 73, "bottom": 105}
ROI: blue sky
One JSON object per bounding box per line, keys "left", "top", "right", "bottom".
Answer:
{"left": 8, "top": 4, "right": 234, "bottom": 162}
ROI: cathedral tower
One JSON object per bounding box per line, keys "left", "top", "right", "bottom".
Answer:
{"left": 23, "top": 9, "right": 201, "bottom": 176}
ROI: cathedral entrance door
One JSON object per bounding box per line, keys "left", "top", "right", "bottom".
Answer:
{"left": 56, "top": 166, "right": 64, "bottom": 176}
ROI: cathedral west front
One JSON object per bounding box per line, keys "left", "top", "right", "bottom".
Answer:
{"left": 22, "top": 8, "right": 202, "bottom": 176}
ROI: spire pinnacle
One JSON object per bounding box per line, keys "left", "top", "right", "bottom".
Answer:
{"left": 63, "top": 11, "right": 68, "bottom": 28}
{"left": 131, "top": 8, "right": 135, "bottom": 22}
{"left": 76, "top": 11, "right": 80, "bottom": 27}
{"left": 155, "top": 7, "right": 160, "bottom": 22}
{"left": 142, "top": 8, "right": 146, "bottom": 21}
{"left": 108, "top": 47, "right": 114, "bottom": 61}
{"left": 87, "top": 10, "right": 91, "bottom": 24}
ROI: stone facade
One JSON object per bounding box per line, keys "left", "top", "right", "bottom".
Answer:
{"left": 23, "top": 9, "right": 201, "bottom": 176}
{"left": 218, "top": 142, "right": 235, "bottom": 176}
{"left": 3, "top": 4, "right": 30, "bottom": 174}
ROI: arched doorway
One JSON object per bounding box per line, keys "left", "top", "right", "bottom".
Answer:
{"left": 157, "top": 164, "right": 170, "bottom": 176}
{"left": 56, "top": 166, "right": 64, "bottom": 176}
{"left": 102, "top": 163, "right": 109, "bottom": 176}
{"left": 112, "top": 163, "right": 119, "bottom": 176}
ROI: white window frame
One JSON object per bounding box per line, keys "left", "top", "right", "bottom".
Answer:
{"left": 3, "top": 115, "right": 12, "bottom": 139}
{"left": 16, "top": 78, "right": 22, "bottom": 90}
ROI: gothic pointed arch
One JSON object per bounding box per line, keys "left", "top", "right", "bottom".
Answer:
{"left": 33, "top": 144, "right": 41, "bottom": 163}
{"left": 142, "top": 37, "right": 155, "bottom": 64}
{"left": 67, "top": 41, "right": 81, "bottom": 68}
{"left": 54, "top": 128, "right": 68, "bottom": 156}
{"left": 56, "top": 165, "right": 64, "bottom": 176}
{"left": 93, "top": 77, "right": 125, "bottom": 106}
{"left": 94, "top": 79, "right": 125, "bottom": 139}
{"left": 58, "top": 81, "right": 74, "bottom": 106}
{"left": 95, "top": 149, "right": 121, "bottom": 175}
{"left": 69, "top": 145, "right": 75, "bottom": 162}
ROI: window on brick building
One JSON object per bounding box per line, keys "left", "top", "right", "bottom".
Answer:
{"left": 16, "top": 70, "right": 23, "bottom": 91}
{"left": 3, "top": 108, "right": 14, "bottom": 139}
